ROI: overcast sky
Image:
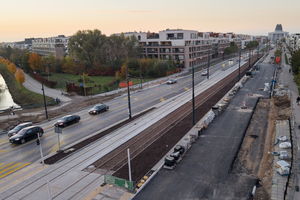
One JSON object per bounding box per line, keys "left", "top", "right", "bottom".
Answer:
{"left": 1, "top": 0, "right": 299, "bottom": 42}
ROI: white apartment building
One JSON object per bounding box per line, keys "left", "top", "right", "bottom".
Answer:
{"left": 124, "top": 29, "right": 214, "bottom": 68}
{"left": 31, "top": 35, "right": 69, "bottom": 58}
{"left": 121, "top": 29, "right": 255, "bottom": 68}
{"left": 287, "top": 34, "right": 300, "bottom": 51}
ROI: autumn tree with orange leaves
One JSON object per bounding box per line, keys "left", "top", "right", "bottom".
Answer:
{"left": 7, "top": 63, "right": 17, "bottom": 74}
{"left": 15, "top": 68, "right": 25, "bottom": 84}
{"left": 28, "top": 53, "right": 42, "bottom": 71}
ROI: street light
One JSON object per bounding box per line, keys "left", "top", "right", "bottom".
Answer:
{"left": 192, "top": 64, "right": 195, "bottom": 125}
{"left": 36, "top": 133, "right": 52, "bottom": 199}
{"left": 207, "top": 49, "right": 211, "bottom": 79}
{"left": 41, "top": 82, "right": 49, "bottom": 120}
{"left": 238, "top": 49, "right": 241, "bottom": 80}
{"left": 126, "top": 64, "right": 132, "bottom": 119}
{"left": 248, "top": 48, "right": 251, "bottom": 68}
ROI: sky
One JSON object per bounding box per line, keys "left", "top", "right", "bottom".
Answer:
{"left": 0, "top": 0, "right": 299, "bottom": 42}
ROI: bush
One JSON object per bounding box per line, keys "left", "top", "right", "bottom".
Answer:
{"left": 31, "top": 73, "right": 57, "bottom": 88}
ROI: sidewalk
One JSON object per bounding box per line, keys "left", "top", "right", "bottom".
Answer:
{"left": 277, "top": 51, "right": 300, "bottom": 200}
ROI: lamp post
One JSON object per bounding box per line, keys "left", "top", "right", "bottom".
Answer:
{"left": 248, "top": 48, "right": 251, "bottom": 68}
{"left": 207, "top": 49, "right": 210, "bottom": 79}
{"left": 36, "top": 132, "right": 52, "bottom": 199}
{"left": 126, "top": 65, "right": 132, "bottom": 119}
{"left": 192, "top": 64, "right": 195, "bottom": 125}
{"left": 238, "top": 49, "right": 241, "bottom": 80}
{"left": 41, "top": 82, "right": 48, "bottom": 120}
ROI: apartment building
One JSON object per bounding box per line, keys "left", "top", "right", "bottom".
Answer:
{"left": 124, "top": 29, "right": 214, "bottom": 68}
{"left": 31, "top": 35, "right": 69, "bottom": 58}
{"left": 287, "top": 34, "right": 300, "bottom": 51}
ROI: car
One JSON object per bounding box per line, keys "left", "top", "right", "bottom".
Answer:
{"left": 166, "top": 79, "right": 177, "bottom": 84}
{"left": 89, "top": 104, "right": 109, "bottom": 115}
{"left": 54, "top": 115, "right": 80, "bottom": 128}
{"left": 7, "top": 122, "right": 33, "bottom": 137}
{"left": 9, "top": 126, "right": 44, "bottom": 144}
{"left": 201, "top": 71, "right": 208, "bottom": 76}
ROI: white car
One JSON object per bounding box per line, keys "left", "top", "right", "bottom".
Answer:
{"left": 166, "top": 79, "right": 177, "bottom": 84}
{"left": 201, "top": 71, "right": 208, "bottom": 76}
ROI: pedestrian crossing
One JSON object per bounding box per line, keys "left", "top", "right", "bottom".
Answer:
{"left": 0, "top": 162, "right": 31, "bottom": 179}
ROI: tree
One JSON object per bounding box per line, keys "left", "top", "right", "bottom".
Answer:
{"left": 246, "top": 41, "right": 259, "bottom": 49}
{"left": 15, "top": 69, "right": 25, "bottom": 84}
{"left": 7, "top": 63, "right": 17, "bottom": 74}
{"left": 291, "top": 50, "right": 300, "bottom": 74}
{"left": 68, "top": 29, "right": 140, "bottom": 74}
{"left": 28, "top": 53, "right": 42, "bottom": 71}
{"left": 62, "top": 56, "right": 83, "bottom": 74}
{"left": 68, "top": 29, "right": 107, "bottom": 72}
{"left": 224, "top": 42, "right": 239, "bottom": 55}
{"left": 42, "top": 55, "right": 56, "bottom": 73}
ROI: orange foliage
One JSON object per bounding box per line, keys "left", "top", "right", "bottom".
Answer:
{"left": 7, "top": 63, "right": 17, "bottom": 74}
{"left": 28, "top": 53, "right": 42, "bottom": 71}
{"left": 15, "top": 69, "right": 25, "bottom": 84}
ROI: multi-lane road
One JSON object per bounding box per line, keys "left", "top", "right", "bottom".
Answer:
{"left": 0, "top": 55, "right": 250, "bottom": 180}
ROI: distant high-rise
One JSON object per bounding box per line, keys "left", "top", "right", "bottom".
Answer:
{"left": 275, "top": 24, "right": 283, "bottom": 32}
{"left": 268, "top": 24, "right": 288, "bottom": 42}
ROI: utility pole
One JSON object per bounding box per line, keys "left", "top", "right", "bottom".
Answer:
{"left": 238, "top": 49, "right": 241, "bottom": 80}
{"left": 41, "top": 82, "right": 48, "bottom": 120}
{"left": 126, "top": 65, "right": 132, "bottom": 119}
{"left": 139, "top": 65, "right": 143, "bottom": 89}
{"left": 248, "top": 48, "right": 251, "bottom": 68}
{"left": 207, "top": 49, "right": 210, "bottom": 79}
{"left": 127, "top": 148, "right": 132, "bottom": 182}
{"left": 36, "top": 132, "right": 52, "bottom": 199}
{"left": 82, "top": 73, "right": 87, "bottom": 96}
{"left": 192, "top": 64, "right": 195, "bottom": 125}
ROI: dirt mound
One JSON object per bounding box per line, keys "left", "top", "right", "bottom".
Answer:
{"left": 273, "top": 95, "right": 290, "bottom": 108}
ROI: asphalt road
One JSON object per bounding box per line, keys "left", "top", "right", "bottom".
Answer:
{"left": 0, "top": 55, "right": 249, "bottom": 180}
{"left": 134, "top": 55, "right": 275, "bottom": 200}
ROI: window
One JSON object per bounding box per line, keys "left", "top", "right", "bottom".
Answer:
{"left": 177, "top": 33, "right": 184, "bottom": 39}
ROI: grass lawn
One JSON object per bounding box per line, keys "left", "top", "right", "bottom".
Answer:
{"left": 48, "top": 73, "right": 115, "bottom": 89}
{"left": 48, "top": 73, "right": 155, "bottom": 94}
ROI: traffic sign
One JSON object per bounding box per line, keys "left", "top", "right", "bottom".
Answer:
{"left": 55, "top": 126, "right": 62, "bottom": 134}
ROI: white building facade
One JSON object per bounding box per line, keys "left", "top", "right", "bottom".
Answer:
{"left": 268, "top": 24, "right": 288, "bottom": 43}
{"left": 121, "top": 29, "right": 254, "bottom": 68}
{"left": 31, "top": 35, "right": 69, "bottom": 58}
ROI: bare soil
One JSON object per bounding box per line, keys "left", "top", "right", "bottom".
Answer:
{"left": 232, "top": 93, "right": 291, "bottom": 200}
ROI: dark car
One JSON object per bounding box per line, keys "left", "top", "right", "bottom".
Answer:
{"left": 9, "top": 126, "right": 44, "bottom": 144}
{"left": 7, "top": 122, "right": 33, "bottom": 137}
{"left": 88, "top": 104, "right": 109, "bottom": 115}
{"left": 166, "top": 79, "right": 177, "bottom": 84}
{"left": 54, "top": 115, "right": 80, "bottom": 128}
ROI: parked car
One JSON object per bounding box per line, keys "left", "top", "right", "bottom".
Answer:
{"left": 7, "top": 122, "right": 33, "bottom": 137}
{"left": 88, "top": 104, "right": 109, "bottom": 115}
{"left": 9, "top": 126, "right": 44, "bottom": 144}
{"left": 54, "top": 115, "right": 80, "bottom": 128}
{"left": 166, "top": 79, "right": 177, "bottom": 84}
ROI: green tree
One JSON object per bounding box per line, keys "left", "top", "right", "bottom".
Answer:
{"left": 68, "top": 29, "right": 107, "bottom": 72}
{"left": 42, "top": 55, "right": 56, "bottom": 73}
{"left": 246, "top": 41, "right": 259, "bottom": 49}
{"left": 224, "top": 42, "right": 239, "bottom": 55}
{"left": 68, "top": 29, "right": 140, "bottom": 73}
{"left": 291, "top": 50, "right": 300, "bottom": 74}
